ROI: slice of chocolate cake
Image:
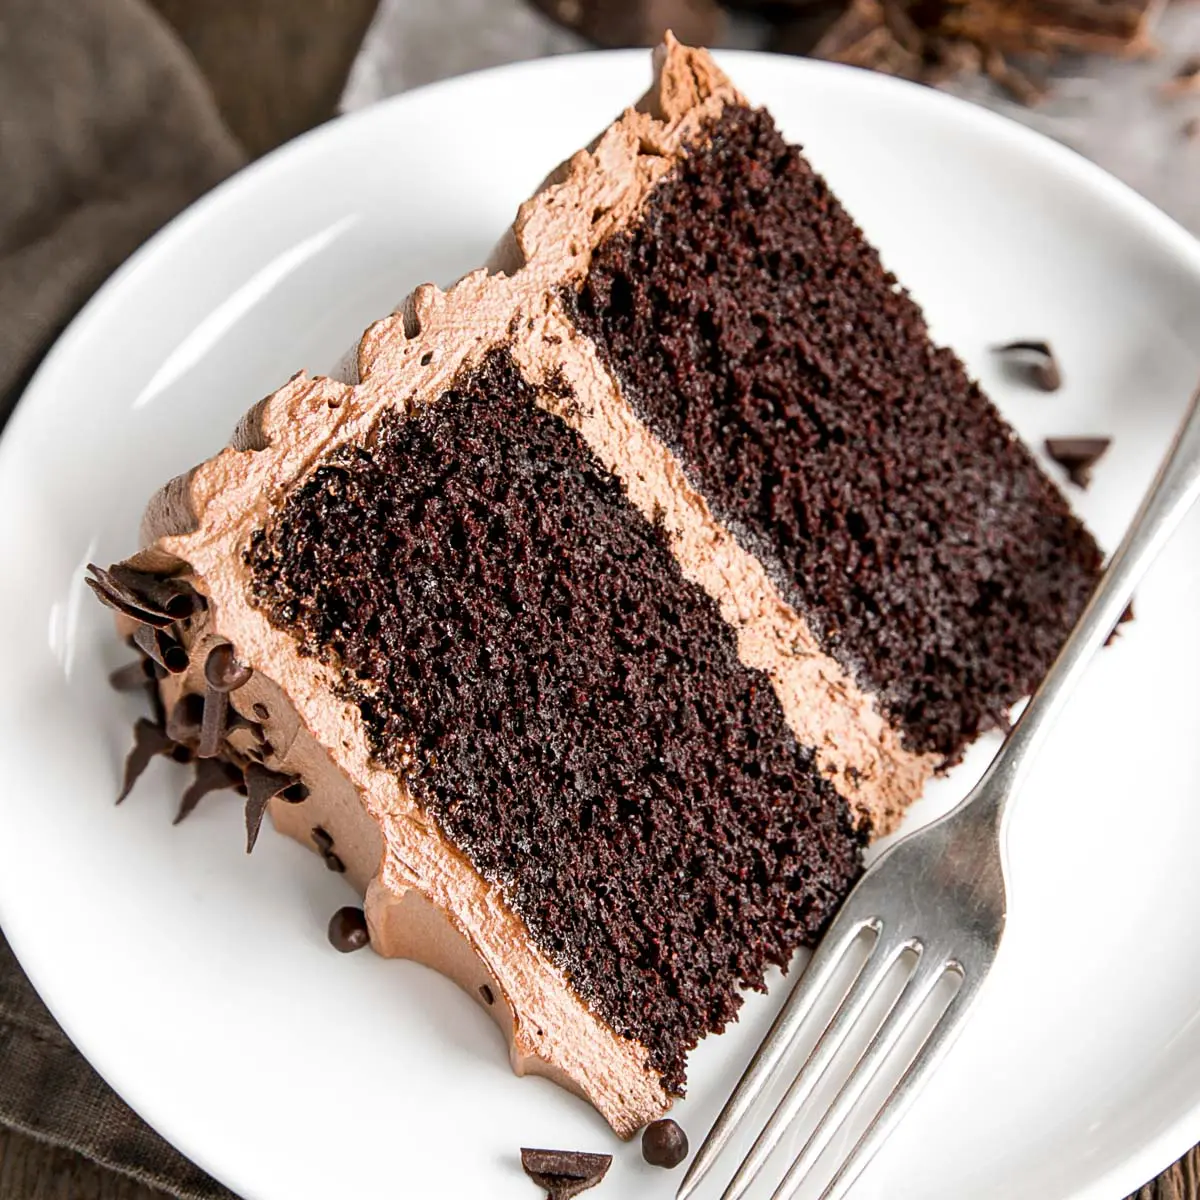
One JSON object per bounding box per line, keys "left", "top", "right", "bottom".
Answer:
{"left": 91, "top": 38, "right": 1101, "bottom": 1136}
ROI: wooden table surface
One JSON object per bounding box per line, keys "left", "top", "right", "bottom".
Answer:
{"left": 0, "top": 1, "right": 1194, "bottom": 1196}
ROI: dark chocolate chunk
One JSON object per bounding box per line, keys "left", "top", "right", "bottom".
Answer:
{"left": 132, "top": 623, "right": 189, "bottom": 674}
{"left": 242, "top": 763, "right": 309, "bottom": 853}
{"left": 327, "top": 906, "right": 370, "bottom": 953}
{"left": 117, "top": 718, "right": 176, "bottom": 803}
{"left": 1045, "top": 436, "right": 1111, "bottom": 489}
{"left": 479, "top": 984, "right": 495, "bottom": 1006}
{"left": 528, "top": 0, "right": 724, "bottom": 49}
{"left": 520, "top": 1149, "right": 612, "bottom": 1200}
{"left": 323, "top": 852, "right": 346, "bottom": 874}
{"left": 109, "top": 659, "right": 157, "bottom": 691}
{"left": 995, "top": 340, "right": 1062, "bottom": 392}
{"left": 175, "top": 757, "right": 244, "bottom": 825}
{"left": 311, "top": 826, "right": 335, "bottom": 853}
{"left": 204, "top": 643, "right": 253, "bottom": 692}
{"left": 641, "top": 1118, "right": 689, "bottom": 1169}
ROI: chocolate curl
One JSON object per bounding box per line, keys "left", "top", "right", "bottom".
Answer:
{"left": 132, "top": 623, "right": 190, "bottom": 674}
{"left": 198, "top": 644, "right": 254, "bottom": 758}
{"left": 175, "top": 757, "right": 244, "bottom": 825}
{"left": 242, "top": 763, "right": 309, "bottom": 853}
{"left": 520, "top": 1149, "right": 612, "bottom": 1200}
{"left": 117, "top": 718, "right": 176, "bottom": 803}
{"left": 85, "top": 564, "right": 199, "bottom": 626}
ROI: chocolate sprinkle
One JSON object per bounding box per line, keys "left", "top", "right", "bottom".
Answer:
{"left": 242, "top": 763, "right": 309, "bottom": 853}
{"left": 641, "top": 1119, "right": 689, "bottom": 1169}
{"left": 519, "top": 1149, "right": 612, "bottom": 1200}
{"left": 995, "top": 340, "right": 1062, "bottom": 392}
{"left": 175, "top": 757, "right": 244, "bottom": 825}
{"left": 327, "top": 906, "right": 370, "bottom": 953}
{"left": 116, "top": 718, "right": 177, "bottom": 803}
{"left": 1045, "top": 436, "right": 1111, "bottom": 489}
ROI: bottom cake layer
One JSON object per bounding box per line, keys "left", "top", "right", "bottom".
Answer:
{"left": 245, "top": 345, "right": 865, "bottom": 1095}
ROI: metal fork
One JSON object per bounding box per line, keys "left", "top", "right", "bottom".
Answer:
{"left": 678, "top": 381, "right": 1200, "bottom": 1200}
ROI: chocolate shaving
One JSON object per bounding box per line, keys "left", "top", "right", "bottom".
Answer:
{"left": 86, "top": 564, "right": 199, "bottom": 626}
{"left": 242, "top": 763, "right": 309, "bottom": 853}
{"left": 995, "top": 339, "right": 1062, "bottom": 392}
{"left": 323, "top": 852, "right": 346, "bottom": 874}
{"left": 132, "top": 623, "right": 189, "bottom": 674}
{"left": 117, "top": 718, "right": 177, "bottom": 803}
{"left": 109, "top": 659, "right": 157, "bottom": 691}
{"left": 175, "top": 757, "right": 244, "bottom": 825}
{"left": 312, "top": 826, "right": 334, "bottom": 853}
{"left": 1045, "top": 436, "right": 1111, "bottom": 489}
{"left": 197, "top": 686, "right": 228, "bottom": 758}
{"left": 520, "top": 1149, "right": 612, "bottom": 1200}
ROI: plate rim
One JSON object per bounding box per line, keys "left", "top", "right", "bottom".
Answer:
{"left": 4, "top": 47, "right": 1200, "bottom": 1200}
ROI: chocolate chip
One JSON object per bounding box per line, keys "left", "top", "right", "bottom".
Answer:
{"left": 1044, "top": 436, "right": 1111, "bottom": 489}
{"left": 109, "top": 659, "right": 157, "bottom": 691}
{"left": 994, "top": 340, "right": 1062, "bottom": 392}
{"left": 242, "top": 764, "right": 309, "bottom": 853}
{"left": 175, "top": 757, "right": 243, "bottom": 824}
{"left": 641, "top": 1119, "right": 688, "bottom": 1169}
{"left": 117, "top": 718, "right": 176, "bottom": 803}
{"left": 311, "top": 826, "right": 334, "bottom": 853}
{"left": 479, "top": 984, "right": 495, "bottom": 1006}
{"left": 323, "top": 851, "right": 346, "bottom": 874}
{"left": 520, "top": 1149, "right": 611, "bottom": 1199}
{"left": 327, "top": 906, "right": 370, "bottom": 953}
{"left": 204, "top": 643, "right": 253, "bottom": 692}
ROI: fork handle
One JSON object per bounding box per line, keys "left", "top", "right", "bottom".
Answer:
{"left": 981, "top": 381, "right": 1200, "bottom": 820}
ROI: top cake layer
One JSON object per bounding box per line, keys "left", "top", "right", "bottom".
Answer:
{"left": 103, "top": 38, "right": 1102, "bottom": 1135}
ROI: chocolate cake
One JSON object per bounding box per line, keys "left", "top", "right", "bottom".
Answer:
{"left": 91, "top": 38, "right": 1102, "bottom": 1135}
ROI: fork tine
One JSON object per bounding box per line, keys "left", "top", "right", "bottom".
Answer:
{"left": 676, "top": 914, "right": 879, "bottom": 1200}
{"left": 718, "top": 935, "right": 920, "bottom": 1200}
{"left": 817, "top": 976, "right": 979, "bottom": 1200}
{"left": 768, "top": 957, "right": 970, "bottom": 1200}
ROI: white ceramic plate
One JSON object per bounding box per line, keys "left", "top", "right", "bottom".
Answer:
{"left": 2, "top": 50, "right": 1200, "bottom": 1200}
